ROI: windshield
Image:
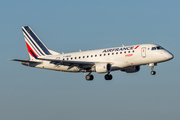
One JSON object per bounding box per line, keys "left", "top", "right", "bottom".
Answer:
{"left": 152, "top": 47, "right": 156, "bottom": 50}
{"left": 152, "top": 46, "right": 164, "bottom": 50}
{"left": 156, "top": 46, "right": 164, "bottom": 50}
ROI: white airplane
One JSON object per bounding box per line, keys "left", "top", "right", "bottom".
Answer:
{"left": 10, "top": 26, "right": 174, "bottom": 81}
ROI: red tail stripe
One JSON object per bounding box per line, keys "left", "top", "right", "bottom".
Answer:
{"left": 25, "top": 42, "right": 38, "bottom": 57}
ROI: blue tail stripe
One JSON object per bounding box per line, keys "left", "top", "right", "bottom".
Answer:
{"left": 24, "top": 26, "right": 51, "bottom": 55}
{"left": 30, "top": 50, "right": 38, "bottom": 59}
{"left": 22, "top": 28, "right": 45, "bottom": 56}
{"left": 24, "top": 35, "right": 40, "bottom": 56}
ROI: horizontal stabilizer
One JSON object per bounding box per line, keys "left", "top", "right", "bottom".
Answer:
{"left": 9, "top": 59, "right": 41, "bottom": 63}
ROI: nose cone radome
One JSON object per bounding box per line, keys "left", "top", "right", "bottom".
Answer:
{"left": 164, "top": 52, "right": 174, "bottom": 60}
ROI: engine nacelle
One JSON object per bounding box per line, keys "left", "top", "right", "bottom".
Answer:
{"left": 95, "top": 63, "right": 111, "bottom": 73}
{"left": 122, "top": 66, "right": 140, "bottom": 73}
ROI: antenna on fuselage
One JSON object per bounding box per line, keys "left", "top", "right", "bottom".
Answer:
{"left": 122, "top": 44, "right": 124, "bottom": 47}
{"left": 79, "top": 49, "right": 81, "bottom": 52}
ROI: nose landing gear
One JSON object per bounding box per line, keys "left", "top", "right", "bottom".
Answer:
{"left": 151, "top": 66, "right": 156, "bottom": 75}
{"left": 149, "top": 63, "right": 156, "bottom": 75}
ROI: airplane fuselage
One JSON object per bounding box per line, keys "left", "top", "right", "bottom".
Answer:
{"left": 30, "top": 44, "right": 173, "bottom": 73}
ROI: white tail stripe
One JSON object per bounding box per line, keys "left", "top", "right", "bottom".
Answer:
{"left": 24, "top": 35, "right": 41, "bottom": 56}
{"left": 23, "top": 31, "right": 42, "bottom": 56}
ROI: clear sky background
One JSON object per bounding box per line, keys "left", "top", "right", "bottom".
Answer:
{"left": 1, "top": 0, "right": 180, "bottom": 120}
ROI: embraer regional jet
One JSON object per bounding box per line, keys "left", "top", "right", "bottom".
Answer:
{"left": 10, "top": 26, "right": 174, "bottom": 81}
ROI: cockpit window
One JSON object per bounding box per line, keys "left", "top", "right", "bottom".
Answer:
{"left": 152, "top": 46, "right": 164, "bottom": 50}
{"left": 156, "top": 46, "right": 164, "bottom": 50}
{"left": 152, "top": 47, "right": 156, "bottom": 50}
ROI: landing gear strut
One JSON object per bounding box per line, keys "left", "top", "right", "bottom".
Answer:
{"left": 85, "top": 73, "right": 94, "bottom": 81}
{"left": 104, "top": 73, "right": 113, "bottom": 80}
{"left": 150, "top": 63, "right": 156, "bottom": 75}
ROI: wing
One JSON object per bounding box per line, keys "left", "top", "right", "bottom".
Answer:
{"left": 36, "top": 57, "right": 96, "bottom": 69}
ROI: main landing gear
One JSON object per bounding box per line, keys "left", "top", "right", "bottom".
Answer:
{"left": 85, "top": 72, "right": 113, "bottom": 81}
{"left": 104, "top": 73, "right": 113, "bottom": 80}
{"left": 149, "top": 63, "right": 156, "bottom": 75}
{"left": 85, "top": 73, "right": 94, "bottom": 81}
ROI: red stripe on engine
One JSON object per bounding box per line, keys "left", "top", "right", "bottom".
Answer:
{"left": 25, "top": 42, "right": 38, "bottom": 57}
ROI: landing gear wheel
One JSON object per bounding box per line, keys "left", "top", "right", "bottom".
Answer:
{"left": 86, "top": 74, "right": 94, "bottom": 81}
{"left": 149, "top": 64, "right": 156, "bottom": 75}
{"left": 105, "top": 75, "right": 109, "bottom": 80}
{"left": 108, "top": 74, "right": 112, "bottom": 80}
{"left": 105, "top": 74, "right": 113, "bottom": 80}
{"left": 151, "top": 71, "right": 156, "bottom": 75}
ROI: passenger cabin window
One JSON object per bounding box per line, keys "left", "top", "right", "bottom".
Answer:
{"left": 95, "top": 55, "right": 97, "bottom": 57}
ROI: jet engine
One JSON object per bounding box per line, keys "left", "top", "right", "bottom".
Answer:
{"left": 122, "top": 66, "right": 140, "bottom": 73}
{"left": 95, "top": 63, "right": 111, "bottom": 73}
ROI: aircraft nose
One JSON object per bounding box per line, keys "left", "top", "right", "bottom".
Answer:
{"left": 164, "top": 52, "right": 174, "bottom": 60}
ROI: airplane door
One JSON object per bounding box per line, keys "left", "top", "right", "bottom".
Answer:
{"left": 141, "top": 47, "right": 146, "bottom": 58}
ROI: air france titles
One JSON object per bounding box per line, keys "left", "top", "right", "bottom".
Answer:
{"left": 102, "top": 46, "right": 134, "bottom": 53}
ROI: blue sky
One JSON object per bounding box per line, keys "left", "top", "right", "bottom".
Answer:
{"left": 1, "top": 0, "right": 180, "bottom": 120}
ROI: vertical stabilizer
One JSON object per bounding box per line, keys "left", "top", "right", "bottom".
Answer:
{"left": 22, "top": 26, "right": 52, "bottom": 59}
